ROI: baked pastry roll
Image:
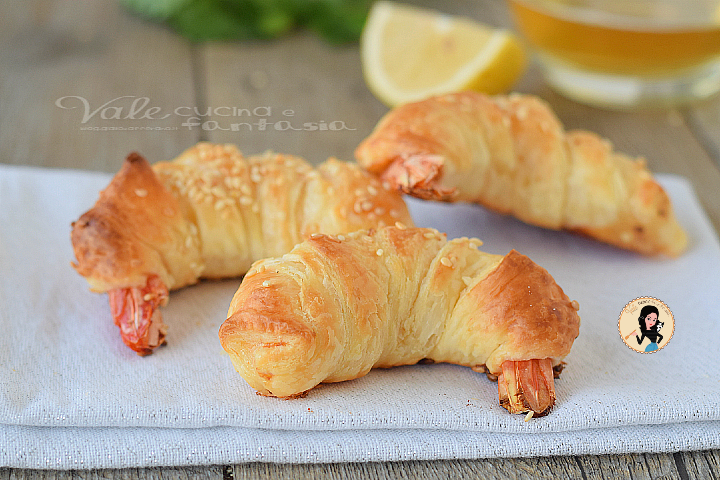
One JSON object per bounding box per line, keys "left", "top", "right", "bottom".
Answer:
{"left": 71, "top": 142, "right": 413, "bottom": 355}
{"left": 220, "top": 225, "right": 581, "bottom": 417}
{"left": 355, "top": 91, "right": 688, "bottom": 257}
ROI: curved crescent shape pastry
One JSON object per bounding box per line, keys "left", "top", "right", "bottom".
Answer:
{"left": 71, "top": 142, "right": 413, "bottom": 355}
{"left": 220, "top": 225, "right": 581, "bottom": 417}
{"left": 355, "top": 91, "right": 688, "bottom": 257}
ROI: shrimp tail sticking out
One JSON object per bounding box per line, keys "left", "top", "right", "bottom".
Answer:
{"left": 497, "top": 358, "right": 556, "bottom": 417}
{"left": 108, "top": 275, "right": 169, "bottom": 356}
{"left": 383, "top": 154, "right": 456, "bottom": 201}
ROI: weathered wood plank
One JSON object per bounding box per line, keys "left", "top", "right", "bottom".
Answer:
{"left": 685, "top": 98, "right": 720, "bottom": 172}
{"left": 200, "top": 32, "right": 386, "bottom": 166}
{"left": 576, "top": 452, "right": 681, "bottom": 480}
{"left": 228, "top": 457, "right": 583, "bottom": 480}
{"left": 681, "top": 449, "right": 720, "bottom": 479}
{"left": 0, "top": 0, "right": 198, "bottom": 174}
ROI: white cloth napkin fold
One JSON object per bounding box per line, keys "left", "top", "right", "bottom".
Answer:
{"left": 1, "top": 164, "right": 719, "bottom": 469}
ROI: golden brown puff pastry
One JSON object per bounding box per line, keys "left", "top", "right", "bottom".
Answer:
{"left": 354, "top": 91, "right": 688, "bottom": 257}
{"left": 220, "top": 225, "right": 581, "bottom": 417}
{"left": 71, "top": 142, "right": 413, "bottom": 355}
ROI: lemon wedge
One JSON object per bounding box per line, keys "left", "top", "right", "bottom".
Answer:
{"left": 360, "top": 1, "right": 527, "bottom": 107}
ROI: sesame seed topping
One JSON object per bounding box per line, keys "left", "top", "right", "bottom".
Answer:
{"left": 134, "top": 188, "right": 148, "bottom": 197}
{"left": 143, "top": 293, "right": 153, "bottom": 301}
{"left": 262, "top": 280, "right": 270, "bottom": 287}
{"left": 310, "top": 233, "right": 323, "bottom": 239}
{"left": 361, "top": 200, "right": 373, "bottom": 211}
{"left": 440, "top": 257, "right": 453, "bottom": 267}
{"left": 376, "top": 249, "right": 383, "bottom": 256}
{"left": 367, "top": 185, "right": 378, "bottom": 196}
{"left": 462, "top": 276, "right": 473, "bottom": 286}
{"left": 389, "top": 209, "right": 400, "bottom": 218}
{"left": 423, "top": 232, "right": 436, "bottom": 239}
{"left": 394, "top": 222, "right": 406, "bottom": 229}
{"left": 337, "top": 234, "right": 345, "bottom": 241}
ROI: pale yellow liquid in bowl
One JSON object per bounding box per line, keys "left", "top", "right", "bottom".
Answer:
{"left": 508, "top": 0, "right": 720, "bottom": 106}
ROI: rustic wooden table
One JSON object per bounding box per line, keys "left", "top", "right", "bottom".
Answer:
{"left": 2, "top": 1, "right": 720, "bottom": 478}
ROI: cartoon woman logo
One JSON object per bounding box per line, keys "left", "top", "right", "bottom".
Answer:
{"left": 618, "top": 297, "right": 674, "bottom": 353}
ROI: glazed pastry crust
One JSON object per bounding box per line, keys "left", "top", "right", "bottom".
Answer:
{"left": 354, "top": 91, "right": 688, "bottom": 257}
{"left": 219, "top": 226, "right": 580, "bottom": 398}
{"left": 71, "top": 143, "right": 414, "bottom": 294}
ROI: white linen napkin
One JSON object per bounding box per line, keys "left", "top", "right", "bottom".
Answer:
{"left": 1, "top": 164, "right": 719, "bottom": 469}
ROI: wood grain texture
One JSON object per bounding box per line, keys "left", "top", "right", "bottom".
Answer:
{"left": 0, "top": 0, "right": 198, "bottom": 173}
{"left": 681, "top": 449, "right": 720, "bottom": 480}
{"left": 200, "top": 33, "right": 387, "bottom": 165}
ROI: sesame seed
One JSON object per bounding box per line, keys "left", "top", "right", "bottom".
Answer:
{"left": 337, "top": 235, "right": 345, "bottom": 241}
{"left": 367, "top": 185, "right": 378, "bottom": 196}
{"left": 525, "top": 411, "right": 534, "bottom": 422}
{"left": 374, "top": 207, "right": 385, "bottom": 216}
{"left": 361, "top": 200, "right": 373, "bottom": 211}
{"left": 394, "top": 222, "right": 406, "bottom": 229}
{"left": 262, "top": 280, "right": 270, "bottom": 287}
{"left": 440, "top": 257, "right": 453, "bottom": 267}
{"left": 376, "top": 249, "right": 383, "bottom": 256}
{"left": 134, "top": 188, "right": 148, "bottom": 197}
{"left": 310, "top": 233, "right": 323, "bottom": 239}
{"left": 143, "top": 293, "right": 153, "bottom": 301}
{"left": 462, "top": 276, "right": 473, "bottom": 286}
{"left": 240, "top": 196, "right": 253, "bottom": 206}
{"left": 389, "top": 209, "right": 400, "bottom": 218}
{"left": 423, "top": 232, "right": 436, "bottom": 239}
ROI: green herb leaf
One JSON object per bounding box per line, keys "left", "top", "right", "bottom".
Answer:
{"left": 121, "top": 0, "right": 372, "bottom": 43}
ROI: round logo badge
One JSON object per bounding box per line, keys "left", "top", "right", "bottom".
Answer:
{"left": 618, "top": 297, "right": 674, "bottom": 353}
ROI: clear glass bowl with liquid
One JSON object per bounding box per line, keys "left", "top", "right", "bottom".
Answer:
{"left": 507, "top": 0, "right": 720, "bottom": 109}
